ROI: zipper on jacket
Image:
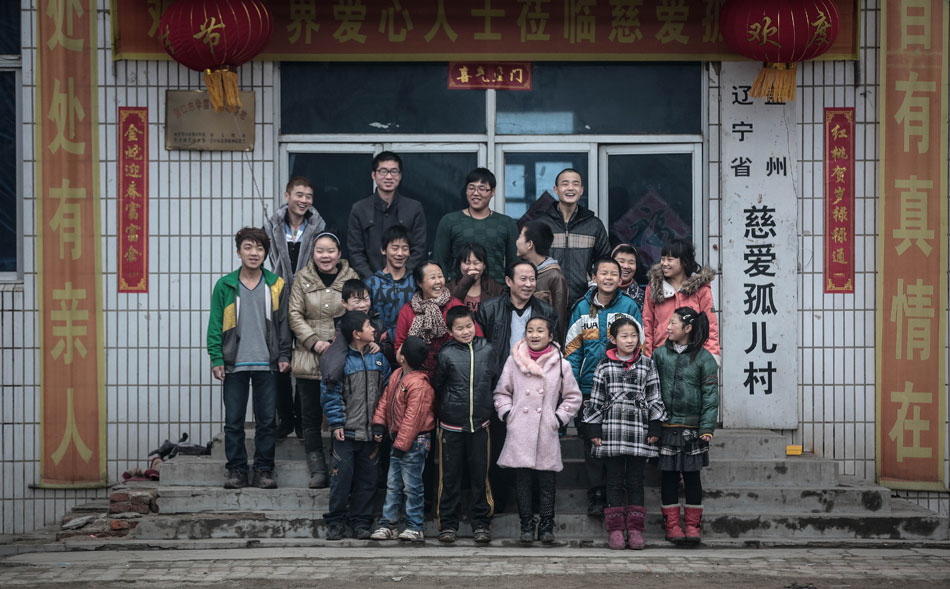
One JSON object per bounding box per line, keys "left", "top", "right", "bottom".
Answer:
{"left": 468, "top": 341, "right": 475, "bottom": 432}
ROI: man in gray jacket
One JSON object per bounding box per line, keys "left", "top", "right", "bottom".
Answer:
{"left": 263, "top": 176, "right": 326, "bottom": 439}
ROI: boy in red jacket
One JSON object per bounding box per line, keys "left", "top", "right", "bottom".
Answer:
{"left": 370, "top": 336, "right": 435, "bottom": 542}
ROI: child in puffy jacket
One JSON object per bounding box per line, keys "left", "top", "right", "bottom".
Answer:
{"left": 494, "top": 316, "right": 581, "bottom": 544}
{"left": 370, "top": 336, "right": 435, "bottom": 543}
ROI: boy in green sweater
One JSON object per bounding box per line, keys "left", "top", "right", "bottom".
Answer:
{"left": 207, "top": 227, "right": 293, "bottom": 490}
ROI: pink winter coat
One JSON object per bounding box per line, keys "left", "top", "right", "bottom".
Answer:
{"left": 494, "top": 340, "right": 583, "bottom": 472}
{"left": 642, "top": 264, "right": 721, "bottom": 364}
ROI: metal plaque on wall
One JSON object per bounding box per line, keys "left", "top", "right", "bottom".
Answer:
{"left": 164, "top": 90, "right": 255, "bottom": 151}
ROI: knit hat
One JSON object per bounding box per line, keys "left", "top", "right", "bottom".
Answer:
{"left": 400, "top": 336, "right": 429, "bottom": 370}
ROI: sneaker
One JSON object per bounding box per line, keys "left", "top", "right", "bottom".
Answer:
{"left": 473, "top": 528, "right": 491, "bottom": 543}
{"left": 397, "top": 529, "right": 424, "bottom": 542}
{"left": 370, "top": 526, "right": 397, "bottom": 540}
{"left": 438, "top": 529, "right": 457, "bottom": 543}
{"left": 252, "top": 469, "right": 278, "bottom": 489}
{"left": 325, "top": 524, "right": 344, "bottom": 541}
{"left": 223, "top": 470, "right": 248, "bottom": 489}
{"left": 354, "top": 527, "right": 372, "bottom": 540}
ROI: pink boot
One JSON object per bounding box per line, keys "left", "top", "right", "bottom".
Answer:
{"left": 625, "top": 505, "right": 646, "bottom": 550}
{"left": 684, "top": 504, "right": 703, "bottom": 543}
{"left": 604, "top": 506, "right": 626, "bottom": 550}
{"left": 661, "top": 504, "right": 685, "bottom": 543}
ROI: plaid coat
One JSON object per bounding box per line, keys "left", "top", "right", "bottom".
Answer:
{"left": 582, "top": 348, "right": 668, "bottom": 459}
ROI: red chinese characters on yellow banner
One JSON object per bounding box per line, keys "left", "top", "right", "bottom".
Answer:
{"left": 448, "top": 62, "right": 532, "bottom": 90}
{"left": 823, "top": 107, "right": 854, "bottom": 293}
{"left": 37, "top": 0, "right": 106, "bottom": 486}
{"left": 118, "top": 108, "right": 148, "bottom": 292}
{"left": 111, "top": 0, "right": 859, "bottom": 61}
{"left": 877, "top": 0, "right": 948, "bottom": 491}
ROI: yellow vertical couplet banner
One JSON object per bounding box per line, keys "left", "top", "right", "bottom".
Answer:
{"left": 877, "top": 0, "right": 948, "bottom": 491}
{"left": 36, "top": 0, "right": 106, "bottom": 487}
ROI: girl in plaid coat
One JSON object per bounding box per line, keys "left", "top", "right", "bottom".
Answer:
{"left": 583, "top": 316, "right": 667, "bottom": 550}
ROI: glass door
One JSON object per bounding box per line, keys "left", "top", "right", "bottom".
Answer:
{"left": 598, "top": 144, "right": 703, "bottom": 278}
{"left": 494, "top": 143, "right": 596, "bottom": 224}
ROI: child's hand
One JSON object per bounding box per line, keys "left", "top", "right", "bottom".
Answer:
{"left": 333, "top": 428, "right": 345, "bottom": 441}
{"left": 591, "top": 437, "right": 602, "bottom": 446}
{"left": 367, "top": 342, "right": 380, "bottom": 354}
{"left": 700, "top": 434, "right": 712, "bottom": 443}
{"left": 373, "top": 433, "right": 383, "bottom": 443}
{"left": 647, "top": 436, "right": 659, "bottom": 444}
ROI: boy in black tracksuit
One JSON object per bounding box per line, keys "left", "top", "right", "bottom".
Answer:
{"left": 431, "top": 306, "right": 497, "bottom": 544}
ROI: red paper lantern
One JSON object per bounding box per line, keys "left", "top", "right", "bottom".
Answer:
{"left": 721, "top": 0, "right": 840, "bottom": 102}
{"left": 158, "top": 0, "right": 273, "bottom": 111}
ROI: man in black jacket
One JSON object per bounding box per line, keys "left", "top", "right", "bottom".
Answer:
{"left": 346, "top": 151, "right": 427, "bottom": 279}
{"left": 533, "top": 168, "right": 611, "bottom": 305}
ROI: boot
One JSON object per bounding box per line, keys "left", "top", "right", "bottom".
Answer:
{"left": 537, "top": 517, "right": 555, "bottom": 544}
{"left": 519, "top": 516, "right": 537, "bottom": 544}
{"left": 306, "top": 450, "right": 328, "bottom": 489}
{"left": 661, "top": 504, "right": 686, "bottom": 543}
{"left": 625, "top": 505, "right": 646, "bottom": 550}
{"left": 587, "top": 486, "right": 606, "bottom": 517}
{"left": 537, "top": 474, "right": 556, "bottom": 544}
{"left": 603, "top": 506, "right": 626, "bottom": 550}
{"left": 684, "top": 505, "right": 703, "bottom": 543}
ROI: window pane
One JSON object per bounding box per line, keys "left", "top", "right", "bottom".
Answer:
{"left": 0, "top": 3, "right": 19, "bottom": 55}
{"left": 288, "top": 150, "right": 478, "bottom": 258}
{"left": 607, "top": 153, "right": 693, "bottom": 279}
{"left": 0, "top": 72, "right": 15, "bottom": 271}
{"left": 496, "top": 63, "right": 701, "bottom": 135}
{"left": 502, "top": 152, "right": 588, "bottom": 221}
{"left": 281, "top": 63, "right": 486, "bottom": 134}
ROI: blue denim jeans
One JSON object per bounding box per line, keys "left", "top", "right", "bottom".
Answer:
{"left": 325, "top": 437, "right": 379, "bottom": 529}
{"left": 223, "top": 370, "right": 277, "bottom": 473}
{"left": 379, "top": 433, "right": 431, "bottom": 531}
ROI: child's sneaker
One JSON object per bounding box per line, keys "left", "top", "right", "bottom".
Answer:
{"left": 397, "top": 529, "right": 424, "bottom": 542}
{"left": 438, "top": 529, "right": 457, "bottom": 543}
{"left": 370, "top": 527, "right": 397, "bottom": 540}
{"left": 473, "top": 528, "right": 491, "bottom": 543}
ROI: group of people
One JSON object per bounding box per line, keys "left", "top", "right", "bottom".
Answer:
{"left": 206, "top": 151, "right": 722, "bottom": 549}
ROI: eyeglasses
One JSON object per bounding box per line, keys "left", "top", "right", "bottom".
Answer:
{"left": 466, "top": 185, "right": 493, "bottom": 195}
{"left": 375, "top": 168, "right": 401, "bottom": 177}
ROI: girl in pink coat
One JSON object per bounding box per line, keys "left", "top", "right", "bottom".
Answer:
{"left": 494, "top": 316, "right": 582, "bottom": 545}
{"left": 642, "top": 239, "right": 721, "bottom": 365}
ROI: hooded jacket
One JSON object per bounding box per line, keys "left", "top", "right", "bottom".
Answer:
{"left": 642, "top": 263, "right": 721, "bottom": 363}
{"left": 263, "top": 205, "right": 327, "bottom": 289}
{"left": 431, "top": 336, "right": 496, "bottom": 433}
{"left": 372, "top": 368, "right": 436, "bottom": 453}
{"left": 564, "top": 289, "right": 642, "bottom": 396}
{"left": 651, "top": 339, "right": 719, "bottom": 436}
{"left": 493, "top": 340, "right": 582, "bottom": 471}
{"left": 535, "top": 201, "right": 611, "bottom": 303}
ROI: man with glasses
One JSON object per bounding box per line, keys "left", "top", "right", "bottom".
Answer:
{"left": 347, "top": 151, "right": 427, "bottom": 279}
{"left": 433, "top": 168, "right": 518, "bottom": 283}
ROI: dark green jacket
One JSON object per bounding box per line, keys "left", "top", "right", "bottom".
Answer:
{"left": 651, "top": 340, "right": 719, "bottom": 436}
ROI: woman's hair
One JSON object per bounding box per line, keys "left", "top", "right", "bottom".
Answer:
{"left": 412, "top": 260, "right": 443, "bottom": 294}
{"left": 606, "top": 316, "right": 640, "bottom": 350}
{"left": 455, "top": 243, "right": 488, "bottom": 274}
{"left": 525, "top": 315, "right": 555, "bottom": 336}
{"left": 661, "top": 238, "right": 700, "bottom": 276}
{"left": 673, "top": 306, "right": 710, "bottom": 360}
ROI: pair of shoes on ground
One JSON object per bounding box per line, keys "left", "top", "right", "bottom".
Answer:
{"left": 438, "top": 528, "right": 491, "bottom": 543}
{"left": 325, "top": 524, "right": 371, "bottom": 541}
{"left": 224, "top": 469, "right": 277, "bottom": 489}
{"left": 661, "top": 504, "right": 703, "bottom": 544}
{"left": 370, "top": 527, "right": 424, "bottom": 542}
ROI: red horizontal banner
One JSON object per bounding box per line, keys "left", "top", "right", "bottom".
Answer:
{"left": 111, "top": 0, "right": 860, "bottom": 62}
{"left": 823, "top": 107, "right": 854, "bottom": 293}
{"left": 448, "top": 62, "right": 532, "bottom": 90}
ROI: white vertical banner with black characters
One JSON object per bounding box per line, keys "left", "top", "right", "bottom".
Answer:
{"left": 720, "top": 61, "right": 800, "bottom": 429}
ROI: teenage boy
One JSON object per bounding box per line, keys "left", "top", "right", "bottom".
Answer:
{"left": 370, "top": 336, "right": 435, "bottom": 543}
{"left": 207, "top": 227, "right": 292, "bottom": 490}
{"left": 534, "top": 169, "right": 610, "bottom": 304}
{"left": 432, "top": 168, "right": 518, "bottom": 283}
{"left": 364, "top": 225, "right": 416, "bottom": 345}
{"left": 564, "top": 258, "right": 642, "bottom": 516}
{"left": 432, "top": 306, "right": 497, "bottom": 544}
{"left": 320, "top": 310, "right": 392, "bottom": 540}
{"left": 264, "top": 177, "right": 327, "bottom": 439}
{"left": 515, "top": 221, "right": 570, "bottom": 342}
{"left": 347, "top": 151, "right": 427, "bottom": 279}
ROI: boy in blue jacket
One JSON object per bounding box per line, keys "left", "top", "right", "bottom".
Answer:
{"left": 320, "top": 310, "right": 391, "bottom": 541}
{"left": 564, "top": 257, "right": 641, "bottom": 516}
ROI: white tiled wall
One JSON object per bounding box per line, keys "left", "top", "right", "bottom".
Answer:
{"left": 1, "top": 0, "right": 947, "bottom": 535}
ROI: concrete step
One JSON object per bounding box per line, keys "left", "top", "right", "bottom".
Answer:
{"left": 156, "top": 482, "right": 891, "bottom": 515}
{"left": 160, "top": 454, "right": 838, "bottom": 489}
{"left": 132, "top": 504, "right": 948, "bottom": 542}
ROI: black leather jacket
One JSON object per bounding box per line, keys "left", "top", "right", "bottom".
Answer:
{"left": 431, "top": 337, "right": 496, "bottom": 432}
{"left": 476, "top": 294, "right": 559, "bottom": 377}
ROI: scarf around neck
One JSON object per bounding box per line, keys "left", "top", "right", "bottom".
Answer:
{"left": 527, "top": 343, "right": 553, "bottom": 361}
{"left": 408, "top": 290, "right": 452, "bottom": 343}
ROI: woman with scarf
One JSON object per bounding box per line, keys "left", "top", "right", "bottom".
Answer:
{"left": 394, "top": 260, "right": 483, "bottom": 375}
